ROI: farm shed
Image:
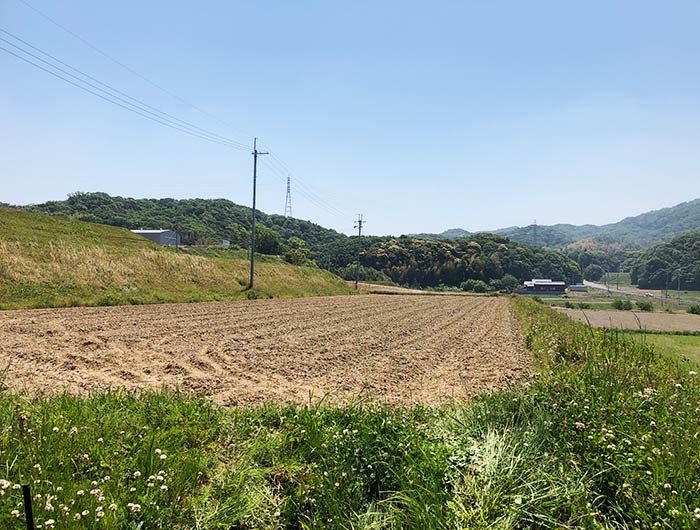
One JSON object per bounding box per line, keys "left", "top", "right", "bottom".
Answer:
{"left": 131, "top": 229, "right": 180, "bottom": 247}
{"left": 521, "top": 278, "right": 567, "bottom": 294}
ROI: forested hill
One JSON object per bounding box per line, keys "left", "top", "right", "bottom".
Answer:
{"left": 321, "top": 233, "right": 582, "bottom": 288}
{"left": 25, "top": 192, "right": 347, "bottom": 250}
{"left": 629, "top": 231, "right": 700, "bottom": 290}
{"left": 417, "top": 199, "right": 700, "bottom": 249}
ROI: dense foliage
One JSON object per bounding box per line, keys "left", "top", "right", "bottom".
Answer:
{"left": 26, "top": 192, "right": 346, "bottom": 249}
{"left": 629, "top": 231, "right": 700, "bottom": 290}
{"left": 325, "top": 233, "right": 582, "bottom": 288}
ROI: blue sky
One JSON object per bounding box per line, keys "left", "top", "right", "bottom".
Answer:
{"left": 2, "top": 1, "right": 700, "bottom": 235}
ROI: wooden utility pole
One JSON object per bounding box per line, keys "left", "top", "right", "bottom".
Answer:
{"left": 249, "top": 137, "right": 268, "bottom": 289}
{"left": 354, "top": 214, "right": 364, "bottom": 289}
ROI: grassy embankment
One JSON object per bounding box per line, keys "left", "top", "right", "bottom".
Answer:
{"left": 1, "top": 298, "right": 699, "bottom": 528}
{"left": 0, "top": 208, "right": 352, "bottom": 309}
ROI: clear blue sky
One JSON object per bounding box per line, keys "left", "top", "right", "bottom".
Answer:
{"left": 2, "top": 1, "right": 700, "bottom": 235}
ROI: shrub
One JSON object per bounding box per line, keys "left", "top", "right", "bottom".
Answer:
{"left": 576, "top": 302, "right": 591, "bottom": 309}
{"left": 564, "top": 301, "right": 574, "bottom": 309}
{"left": 635, "top": 300, "right": 654, "bottom": 312}
{"left": 460, "top": 279, "right": 489, "bottom": 293}
{"left": 688, "top": 305, "right": 700, "bottom": 315}
{"left": 611, "top": 298, "right": 633, "bottom": 310}
{"left": 532, "top": 296, "right": 544, "bottom": 304}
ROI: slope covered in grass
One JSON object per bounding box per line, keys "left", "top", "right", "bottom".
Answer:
{"left": 0, "top": 208, "right": 352, "bottom": 309}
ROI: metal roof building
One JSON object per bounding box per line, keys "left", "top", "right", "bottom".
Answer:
{"left": 131, "top": 229, "right": 180, "bottom": 247}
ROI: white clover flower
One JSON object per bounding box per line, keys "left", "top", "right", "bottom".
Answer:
{"left": 0, "top": 479, "right": 10, "bottom": 489}
{"left": 11, "top": 510, "right": 20, "bottom": 518}
{"left": 74, "top": 513, "right": 81, "bottom": 520}
{"left": 159, "top": 454, "right": 167, "bottom": 460}
{"left": 155, "top": 449, "right": 162, "bottom": 455}
{"left": 160, "top": 485, "right": 168, "bottom": 492}
{"left": 44, "top": 519, "right": 55, "bottom": 528}
{"left": 129, "top": 487, "right": 136, "bottom": 492}
{"left": 97, "top": 437, "right": 103, "bottom": 443}
{"left": 69, "top": 427, "right": 78, "bottom": 435}
{"left": 133, "top": 471, "right": 141, "bottom": 479}
{"left": 108, "top": 504, "right": 117, "bottom": 511}
{"left": 81, "top": 510, "right": 89, "bottom": 516}
{"left": 33, "top": 464, "right": 42, "bottom": 473}
{"left": 55, "top": 487, "right": 62, "bottom": 493}
{"left": 76, "top": 490, "right": 85, "bottom": 496}
{"left": 52, "top": 427, "right": 59, "bottom": 433}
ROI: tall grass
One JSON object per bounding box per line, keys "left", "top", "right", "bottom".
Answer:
{"left": 1, "top": 298, "right": 699, "bottom": 528}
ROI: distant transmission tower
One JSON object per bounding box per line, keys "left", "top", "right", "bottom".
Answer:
{"left": 533, "top": 219, "right": 538, "bottom": 247}
{"left": 284, "top": 176, "right": 293, "bottom": 217}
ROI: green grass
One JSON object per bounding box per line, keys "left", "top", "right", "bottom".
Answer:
{"left": 0, "top": 208, "right": 353, "bottom": 309}
{"left": 2, "top": 299, "right": 700, "bottom": 528}
{"left": 614, "top": 332, "right": 700, "bottom": 367}
{"left": 600, "top": 272, "right": 633, "bottom": 286}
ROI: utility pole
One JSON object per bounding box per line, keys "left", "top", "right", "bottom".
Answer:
{"left": 284, "top": 176, "right": 293, "bottom": 217}
{"left": 249, "top": 137, "right": 268, "bottom": 289}
{"left": 354, "top": 214, "right": 364, "bottom": 290}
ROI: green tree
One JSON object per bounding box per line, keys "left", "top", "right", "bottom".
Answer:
{"left": 583, "top": 264, "right": 605, "bottom": 281}
{"left": 284, "top": 237, "right": 312, "bottom": 266}
{"left": 255, "top": 225, "right": 283, "bottom": 255}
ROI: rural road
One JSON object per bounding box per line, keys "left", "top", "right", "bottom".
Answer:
{"left": 583, "top": 280, "right": 630, "bottom": 295}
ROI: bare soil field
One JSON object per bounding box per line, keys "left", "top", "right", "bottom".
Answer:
{"left": 557, "top": 308, "right": 700, "bottom": 332}
{"left": 0, "top": 295, "right": 529, "bottom": 406}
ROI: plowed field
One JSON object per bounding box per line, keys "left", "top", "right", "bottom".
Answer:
{"left": 0, "top": 295, "right": 529, "bottom": 405}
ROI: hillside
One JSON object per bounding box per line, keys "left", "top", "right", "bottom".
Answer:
{"left": 418, "top": 199, "right": 700, "bottom": 249}
{"left": 25, "top": 192, "right": 347, "bottom": 249}
{"left": 628, "top": 231, "right": 700, "bottom": 290}
{"left": 0, "top": 208, "right": 352, "bottom": 309}
{"left": 321, "top": 233, "right": 582, "bottom": 288}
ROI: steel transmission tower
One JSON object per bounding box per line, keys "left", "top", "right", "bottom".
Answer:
{"left": 284, "top": 176, "right": 293, "bottom": 217}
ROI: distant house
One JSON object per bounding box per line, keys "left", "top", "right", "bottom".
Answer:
{"left": 520, "top": 278, "right": 567, "bottom": 294}
{"left": 131, "top": 229, "right": 180, "bottom": 247}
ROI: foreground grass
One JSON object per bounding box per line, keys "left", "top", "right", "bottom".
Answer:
{"left": 1, "top": 299, "right": 699, "bottom": 528}
{"left": 0, "top": 208, "right": 352, "bottom": 309}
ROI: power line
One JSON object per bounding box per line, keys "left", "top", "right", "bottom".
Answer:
{"left": 0, "top": 28, "right": 250, "bottom": 150}
{"left": 0, "top": 42, "right": 248, "bottom": 150}
{"left": 16, "top": 0, "right": 251, "bottom": 140}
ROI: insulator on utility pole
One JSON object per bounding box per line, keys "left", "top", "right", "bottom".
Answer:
{"left": 249, "top": 137, "right": 269, "bottom": 290}
{"left": 354, "top": 214, "right": 364, "bottom": 290}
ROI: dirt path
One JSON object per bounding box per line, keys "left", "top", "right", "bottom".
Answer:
{"left": 557, "top": 308, "right": 700, "bottom": 332}
{"left": 0, "top": 295, "right": 530, "bottom": 406}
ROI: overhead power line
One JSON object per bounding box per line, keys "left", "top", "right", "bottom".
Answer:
{"left": 0, "top": 33, "right": 249, "bottom": 150}
{"left": 11, "top": 0, "right": 353, "bottom": 221}
{"left": 16, "top": 0, "right": 252, "bottom": 139}
{"left": 0, "top": 28, "right": 249, "bottom": 149}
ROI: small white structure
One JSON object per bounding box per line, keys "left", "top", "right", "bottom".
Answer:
{"left": 222, "top": 239, "right": 231, "bottom": 247}
{"left": 131, "top": 229, "right": 180, "bottom": 247}
{"left": 522, "top": 278, "right": 567, "bottom": 294}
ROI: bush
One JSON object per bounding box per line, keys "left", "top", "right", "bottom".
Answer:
{"left": 611, "top": 299, "right": 633, "bottom": 310}
{"left": 532, "top": 296, "right": 544, "bottom": 304}
{"left": 460, "top": 279, "right": 490, "bottom": 293}
{"left": 564, "top": 301, "right": 575, "bottom": 309}
{"left": 688, "top": 305, "right": 700, "bottom": 315}
{"left": 576, "top": 302, "right": 591, "bottom": 309}
{"left": 635, "top": 300, "right": 654, "bottom": 312}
